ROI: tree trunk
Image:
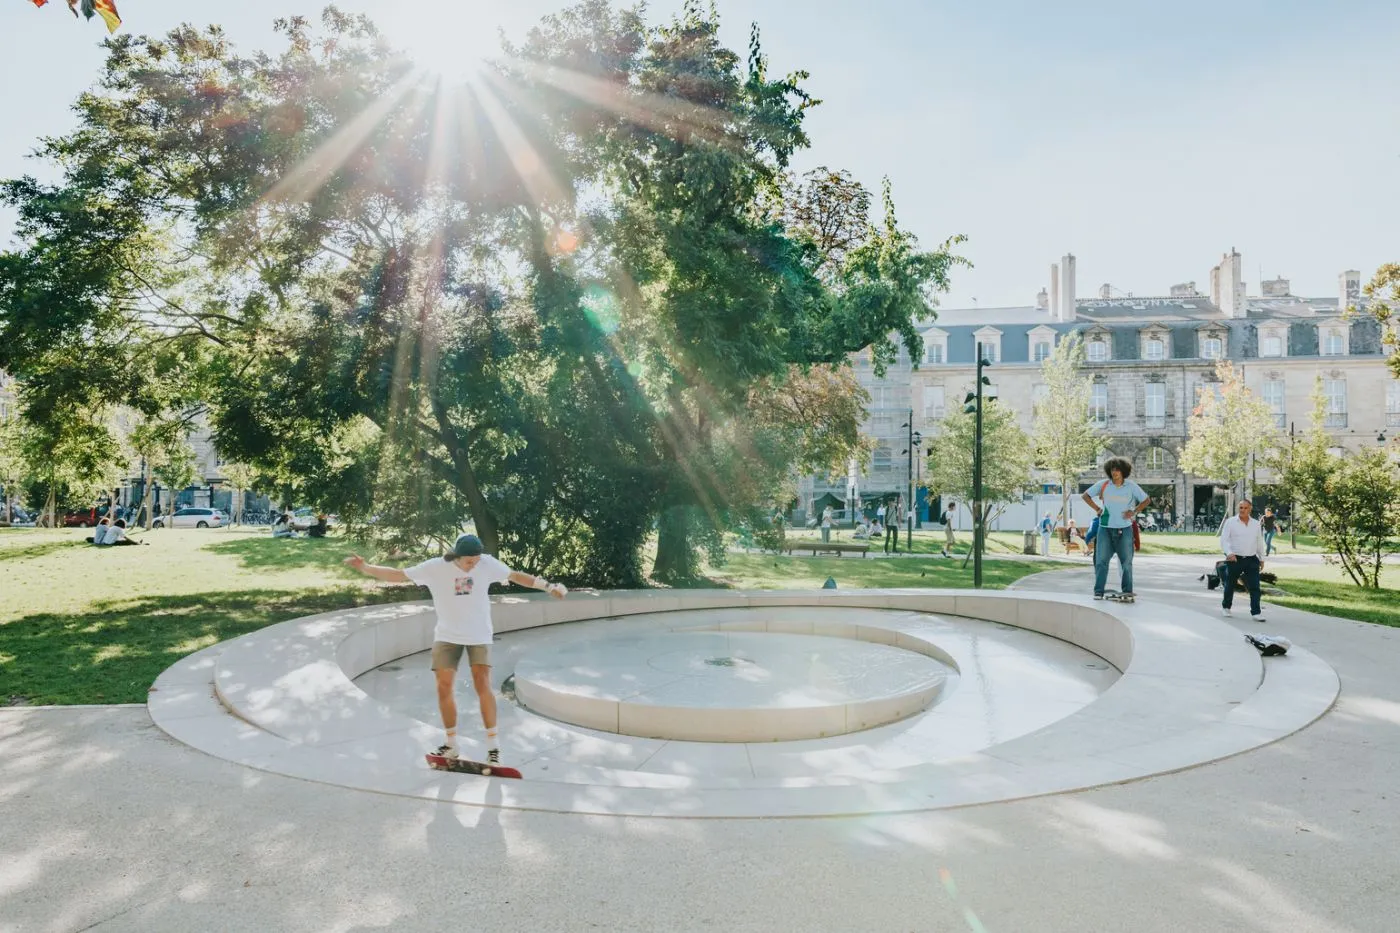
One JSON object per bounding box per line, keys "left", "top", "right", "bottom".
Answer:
{"left": 651, "top": 505, "right": 698, "bottom": 583}
{"left": 430, "top": 398, "right": 501, "bottom": 554}
{"left": 139, "top": 462, "right": 155, "bottom": 530}
{"left": 44, "top": 482, "right": 56, "bottom": 528}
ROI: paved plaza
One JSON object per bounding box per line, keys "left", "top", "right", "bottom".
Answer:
{"left": 3, "top": 558, "right": 1398, "bottom": 932}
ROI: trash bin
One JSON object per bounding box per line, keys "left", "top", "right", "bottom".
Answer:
{"left": 1023, "top": 530, "right": 1037, "bottom": 555}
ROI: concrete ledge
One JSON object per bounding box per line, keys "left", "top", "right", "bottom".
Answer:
{"left": 148, "top": 589, "right": 1339, "bottom": 818}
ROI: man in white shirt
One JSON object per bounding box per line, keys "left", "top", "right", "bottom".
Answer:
{"left": 345, "top": 534, "right": 566, "bottom": 765}
{"left": 1218, "top": 499, "right": 1267, "bottom": 621}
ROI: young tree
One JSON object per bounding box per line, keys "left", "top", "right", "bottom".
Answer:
{"left": 1273, "top": 387, "right": 1400, "bottom": 588}
{"left": 1031, "top": 333, "right": 1103, "bottom": 526}
{"left": 924, "top": 399, "right": 1035, "bottom": 533}
{"left": 1356, "top": 263, "right": 1400, "bottom": 378}
{"left": 0, "top": 415, "right": 27, "bottom": 523}
{"left": 1179, "top": 361, "right": 1281, "bottom": 504}
{"left": 153, "top": 438, "right": 199, "bottom": 519}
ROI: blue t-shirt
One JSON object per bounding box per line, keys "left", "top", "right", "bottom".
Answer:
{"left": 1094, "top": 479, "right": 1148, "bottom": 529}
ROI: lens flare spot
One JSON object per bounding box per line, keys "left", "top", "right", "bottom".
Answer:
{"left": 581, "top": 284, "right": 621, "bottom": 335}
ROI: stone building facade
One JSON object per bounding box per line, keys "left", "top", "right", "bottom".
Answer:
{"left": 797, "top": 254, "right": 1397, "bottom": 531}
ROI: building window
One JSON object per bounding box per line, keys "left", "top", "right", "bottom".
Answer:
{"left": 1087, "top": 339, "right": 1108, "bottom": 362}
{"left": 979, "top": 343, "right": 999, "bottom": 363}
{"left": 922, "top": 385, "right": 945, "bottom": 421}
{"left": 872, "top": 443, "right": 892, "bottom": 473}
{"left": 1324, "top": 378, "right": 1347, "bottom": 428}
{"left": 1387, "top": 381, "right": 1400, "bottom": 427}
{"left": 1262, "top": 334, "right": 1283, "bottom": 357}
{"left": 1090, "top": 383, "right": 1108, "bottom": 424}
{"left": 1145, "top": 382, "right": 1165, "bottom": 427}
{"left": 923, "top": 339, "right": 945, "bottom": 364}
{"left": 1323, "top": 331, "right": 1345, "bottom": 356}
{"left": 1264, "top": 379, "right": 1286, "bottom": 429}
{"left": 1144, "top": 338, "right": 1164, "bottom": 361}
{"left": 1034, "top": 341, "right": 1051, "bottom": 362}
{"left": 1202, "top": 336, "right": 1222, "bottom": 359}
{"left": 1146, "top": 447, "right": 1166, "bottom": 470}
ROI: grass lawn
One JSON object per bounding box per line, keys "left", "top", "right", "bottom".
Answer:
{"left": 1269, "top": 563, "right": 1400, "bottom": 628}
{"left": 0, "top": 527, "right": 419, "bottom": 705}
{"left": 0, "top": 526, "right": 1061, "bottom": 706}
{"left": 779, "top": 527, "right": 1328, "bottom": 557}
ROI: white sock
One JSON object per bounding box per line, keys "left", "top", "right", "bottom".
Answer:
{"left": 444, "top": 727, "right": 457, "bottom": 750}
{"left": 486, "top": 727, "right": 498, "bottom": 750}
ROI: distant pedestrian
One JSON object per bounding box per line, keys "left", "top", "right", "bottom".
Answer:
{"left": 884, "top": 498, "right": 901, "bottom": 554}
{"left": 1038, "top": 511, "right": 1053, "bottom": 557}
{"left": 1261, "top": 507, "right": 1277, "bottom": 556}
{"left": 940, "top": 502, "right": 957, "bottom": 558}
{"left": 821, "top": 505, "right": 834, "bottom": 543}
{"left": 1219, "top": 499, "right": 1266, "bottom": 622}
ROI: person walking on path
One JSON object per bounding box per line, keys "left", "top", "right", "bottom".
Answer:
{"left": 1219, "top": 500, "right": 1267, "bottom": 622}
{"left": 1082, "top": 458, "right": 1150, "bottom": 600}
{"left": 344, "top": 534, "right": 566, "bottom": 764}
{"left": 940, "top": 502, "right": 957, "bottom": 558}
{"left": 884, "top": 498, "right": 902, "bottom": 554}
{"left": 1038, "top": 512, "right": 1053, "bottom": 557}
{"left": 821, "top": 505, "right": 834, "bottom": 543}
{"left": 1262, "top": 507, "right": 1278, "bottom": 557}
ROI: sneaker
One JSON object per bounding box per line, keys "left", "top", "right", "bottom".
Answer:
{"left": 1221, "top": 607, "right": 1233, "bottom": 618}
{"left": 1251, "top": 613, "right": 1266, "bottom": 623}
{"left": 435, "top": 744, "right": 459, "bottom": 759}
{"left": 1093, "top": 593, "right": 1104, "bottom": 600}
{"left": 487, "top": 748, "right": 500, "bottom": 765}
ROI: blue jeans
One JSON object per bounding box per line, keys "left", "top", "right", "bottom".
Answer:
{"left": 1263, "top": 530, "right": 1275, "bottom": 555}
{"left": 1221, "top": 555, "right": 1263, "bottom": 616}
{"left": 1093, "top": 526, "right": 1134, "bottom": 595}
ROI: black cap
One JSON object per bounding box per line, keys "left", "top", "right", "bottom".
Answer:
{"left": 447, "top": 533, "right": 484, "bottom": 558}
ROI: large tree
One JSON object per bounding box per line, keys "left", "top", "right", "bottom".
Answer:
{"left": 1031, "top": 332, "right": 1103, "bottom": 525}
{"left": 1357, "top": 263, "right": 1400, "bottom": 379}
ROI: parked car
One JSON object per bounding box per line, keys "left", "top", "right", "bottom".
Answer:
{"left": 62, "top": 508, "right": 99, "bottom": 528}
{"left": 290, "top": 508, "right": 338, "bottom": 532}
{"left": 153, "top": 507, "right": 226, "bottom": 529}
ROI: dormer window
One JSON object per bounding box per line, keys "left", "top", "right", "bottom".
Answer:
{"left": 1322, "top": 328, "right": 1346, "bottom": 356}
{"left": 1202, "top": 335, "right": 1223, "bottom": 359}
{"left": 1087, "top": 338, "right": 1108, "bottom": 362}
{"left": 1028, "top": 325, "right": 1057, "bottom": 365}
{"left": 973, "top": 326, "right": 1002, "bottom": 365}
{"left": 1262, "top": 335, "right": 1283, "bottom": 357}
{"left": 921, "top": 328, "right": 948, "bottom": 366}
{"left": 1144, "top": 337, "right": 1164, "bottom": 361}
{"left": 1034, "top": 341, "right": 1051, "bottom": 362}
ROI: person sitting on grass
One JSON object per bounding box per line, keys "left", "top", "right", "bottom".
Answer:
{"left": 87, "top": 516, "right": 112, "bottom": 546}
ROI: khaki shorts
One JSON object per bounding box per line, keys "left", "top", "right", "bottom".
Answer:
{"left": 430, "top": 642, "right": 490, "bottom": 671}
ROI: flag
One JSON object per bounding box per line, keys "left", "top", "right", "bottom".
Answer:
{"left": 93, "top": 0, "right": 120, "bottom": 32}
{"left": 30, "top": 1, "right": 50, "bottom": 9}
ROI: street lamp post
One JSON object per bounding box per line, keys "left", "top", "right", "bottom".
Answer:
{"left": 962, "top": 343, "right": 992, "bottom": 589}
{"left": 900, "top": 409, "right": 922, "bottom": 551}
{"left": 1289, "top": 421, "right": 1296, "bottom": 549}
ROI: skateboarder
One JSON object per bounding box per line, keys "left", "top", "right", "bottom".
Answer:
{"left": 344, "top": 533, "right": 566, "bottom": 765}
{"left": 1082, "top": 457, "right": 1150, "bottom": 601}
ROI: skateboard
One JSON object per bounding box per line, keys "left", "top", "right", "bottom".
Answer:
{"left": 425, "top": 754, "right": 522, "bottom": 779}
{"left": 1102, "top": 591, "right": 1135, "bottom": 603}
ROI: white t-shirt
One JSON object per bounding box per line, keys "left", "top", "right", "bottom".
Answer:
{"left": 404, "top": 554, "right": 513, "bottom": 646}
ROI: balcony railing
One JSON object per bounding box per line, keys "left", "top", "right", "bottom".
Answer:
{"left": 1324, "top": 412, "right": 1348, "bottom": 428}
{"left": 1388, "top": 411, "right": 1400, "bottom": 427}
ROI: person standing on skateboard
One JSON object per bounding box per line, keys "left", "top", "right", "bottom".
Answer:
{"left": 1082, "top": 457, "right": 1149, "bottom": 601}
{"left": 344, "top": 534, "right": 566, "bottom": 764}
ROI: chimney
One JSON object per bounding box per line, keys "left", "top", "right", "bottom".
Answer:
{"left": 1340, "top": 269, "right": 1362, "bottom": 311}
{"left": 1261, "top": 276, "right": 1290, "bottom": 298}
{"left": 1035, "top": 287, "right": 1049, "bottom": 311}
{"left": 1050, "top": 264, "right": 1060, "bottom": 319}
{"left": 1170, "top": 282, "right": 1199, "bottom": 298}
{"left": 1059, "top": 253, "right": 1077, "bottom": 321}
{"left": 1218, "top": 248, "right": 1245, "bottom": 318}
{"left": 1210, "top": 265, "right": 1221, "bottom": 306}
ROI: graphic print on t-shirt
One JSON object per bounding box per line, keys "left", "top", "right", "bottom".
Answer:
{"left": 454, "top": 575, "right": 474, "bottom": 596}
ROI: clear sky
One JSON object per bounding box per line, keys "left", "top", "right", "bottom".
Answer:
{"left": 2, "top": 0, "right": 1397, "bottom": 309}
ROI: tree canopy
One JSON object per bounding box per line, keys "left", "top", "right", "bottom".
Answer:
{"left": 0, "top": 2, "right": 965, "bottom": 583}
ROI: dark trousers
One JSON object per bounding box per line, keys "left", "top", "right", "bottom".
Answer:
{"left": 1221, "top": 555, "right": 1263, "bottom": 616}
{"left": 884, "top": 525, "right": 898, "bottom": 553}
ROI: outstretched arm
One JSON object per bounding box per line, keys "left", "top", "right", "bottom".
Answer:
{"left": 508, "top": 570, "right": 567, "bottom": 599}
{"left": 343, "top": 554, "right": 411, "bottom": 584}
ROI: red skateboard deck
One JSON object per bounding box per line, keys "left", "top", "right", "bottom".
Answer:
{"left": 425, "top": 754, "right": 522, "bottom": 779}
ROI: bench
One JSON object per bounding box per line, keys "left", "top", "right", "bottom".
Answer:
{"left": 784, "top": 541, "right": 872, "bottom": 557}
